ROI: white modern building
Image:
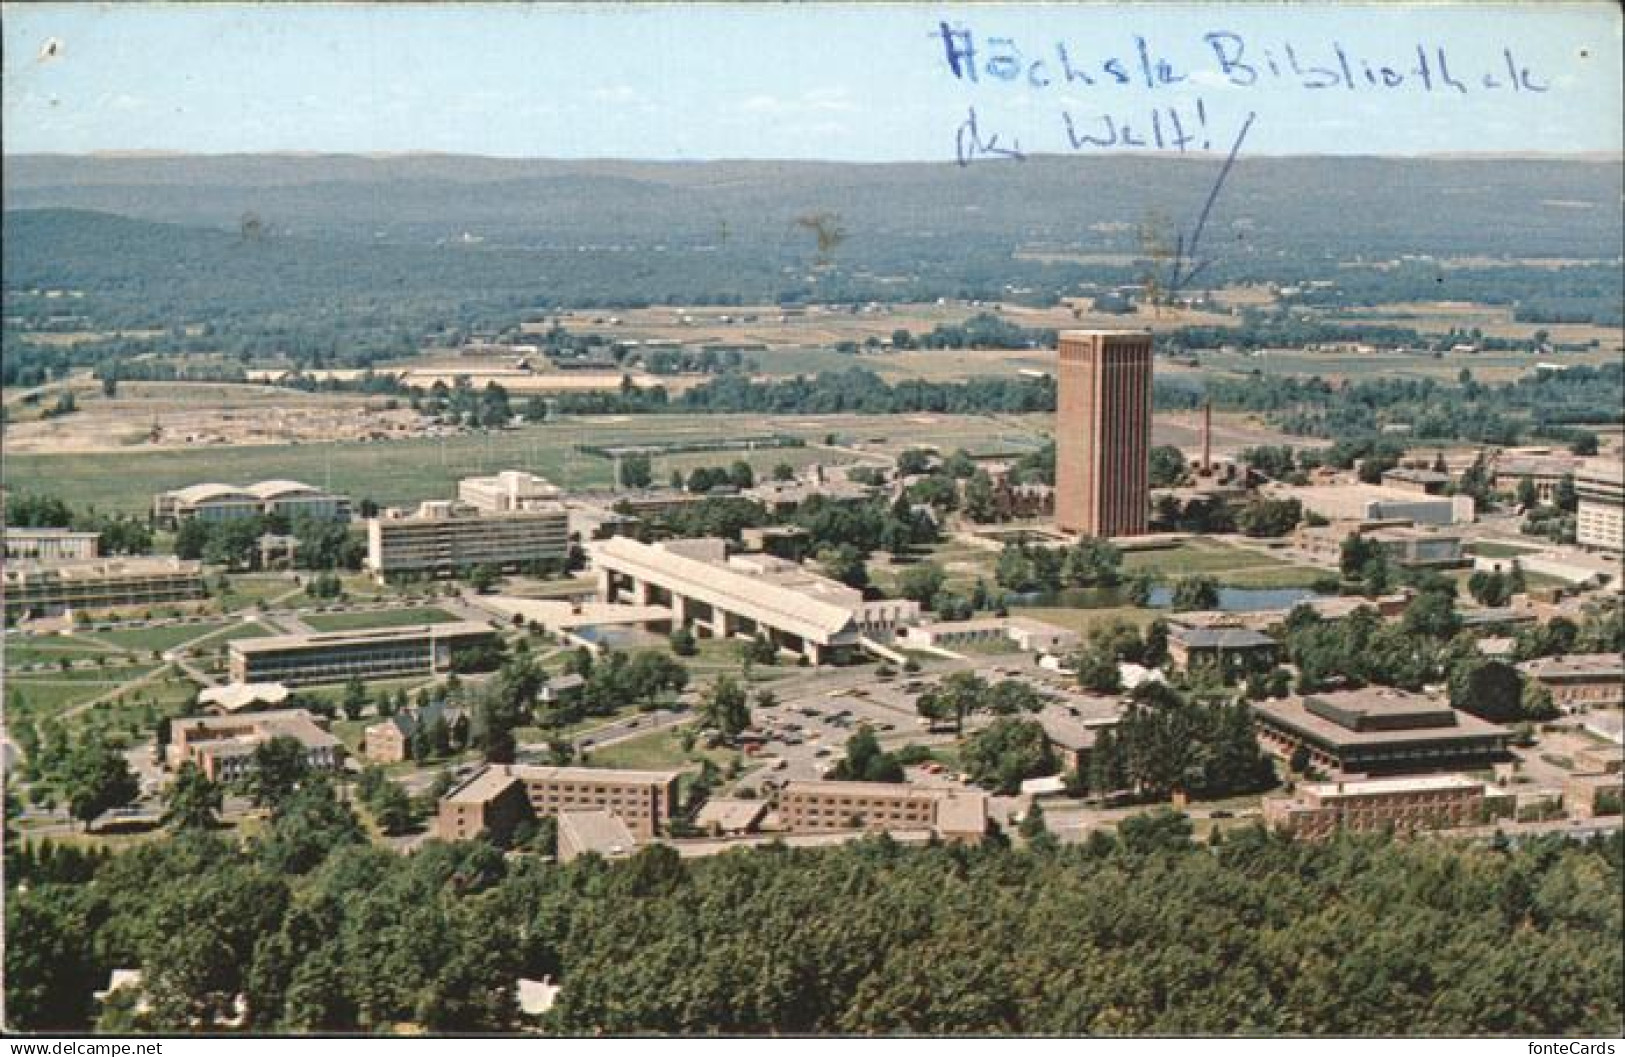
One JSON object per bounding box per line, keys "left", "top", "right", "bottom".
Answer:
{"left": 3, "top": 527, "right": 101, "bottom": 561}
{"left": 1576, "top": 460, "right": 1624, "bottom": 553}
{"left": 457, "top": 470, "right": 563, "bottom": 513}
{"left": 589, "top": 536, "right": 919, "bottom": 664}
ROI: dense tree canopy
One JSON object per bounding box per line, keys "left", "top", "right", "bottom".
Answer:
{"left": 6, "top": 822, "right": 1619, "bottom": 1035}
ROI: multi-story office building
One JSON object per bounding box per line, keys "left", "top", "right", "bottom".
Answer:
{"left": 366, "top": 501, "right": 569, "bottom": 579}
{"left": 3, "top": 527, "right": 101, "bottom": 562}
{"left": 436, "top": 764, "right": 681, "bottom": 842}
{"left": 167, "top": 709, "right": 345, "bottom": 782}
{"left": 1262, "top": 774, "right": 1506, "bottom": 839}
{"left": 1252, "top": 688, "right": 1510, "bottom": 776}
{"left": 457, "top": 470, "right": 562, "bottom": 513}
{"left": 591, "top": 536, "right": 920, "bottom": 664}
{"left": 1517, "top": 653, "right": 1624, "bottom": 712}
{"left": 777, "top": 781, "right": 988, "bottom": 844}
{"left": 4, "top": 556, "right": 205, "bottom": 620}
{"left": 1055, "top": 330, "right": 1153, "bottom": 537}
{"left": 1575, "top": 460, "right": 1624, "bottom": 553}
{"left": 152, "top": 479, "right": 351, "bottom": 526}
{"left": 228, "top": 622, "right": 497, "bottom": 686}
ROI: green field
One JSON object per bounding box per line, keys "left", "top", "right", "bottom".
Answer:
{"left": 1013, "top": 606, "right": 1156, "bottom": 637}
{"left": 84, "top": 622, "right": 229, "bottom": 655}
{"left": 1123, "top": 539, "right": 1326, "bottom": 589}
{"left": 3, "top": 635, "right": 125, "bottom": 668}
{"left": 301, "top": 607, "right": 463, "bottom": 633}
{"left": 581, "top": 724, "right": 733, "bottom": 774}
{"left": 1, "top": 413, "right": 1049, "bottom": 515}
{"left": 6, "top": 666, "right": 162, "bottom": 723}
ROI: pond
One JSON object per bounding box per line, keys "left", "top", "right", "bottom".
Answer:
{"left": 570, "top": 625, "right": 659, "bottom": 649}
{"left": 1011, "top": 585, "right": 1326, "bottom": 613}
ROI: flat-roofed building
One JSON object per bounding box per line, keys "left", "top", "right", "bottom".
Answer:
{"left": 458, "top": 470, "right": 562, "bottom": 513}
{"left": 435, "top": 764, "right": 681, "bottom": 842}
{"left": 168, "top": 709, "right": 344, "bottom": 783}
{"left": 897, "top": 616, "right": 1080, "bottom": 656}
{"left": 1563, "top": 772, "right": 1624, "bottom": 820}
{"left": 3, "top": 527, "right": 100, "bottom": 562}
{"left": 1295, "top": 523, "right": 1466, "bottom": 569}
{"left": 556, "top": 809, "right": 638, "bottom": 862}
{"left": 1380, "top": 467, "right": 1451, "bottom": 495}
{"left": 778, "top": 781, "right": 988, "bottom": 844}
{"left": 1265, "top": 482, "right": 1474, "bottom": 526}
{"left": 693, "top": 797, "right": 769, "bottom": 836}
{"left": 1491, "top": 454, "right": 1578, "bottom": 504}
{"left": 1262, "top": 774, "right": 1504, "bottom": 839}
{"left": 229, "top": 622, "right": 497, "bottom": 686}
{"left": 4, "top": 556, "right": 205, "bottom": 620}
{"left": 1055, "top": 330, "right": 1153, "bottom": 538}
{"left": 1575, "top": 460, "right": 1624, "bottom": 553}
{"left": 152, "top": 480, "right": 349, "bottom": 527}
{"left": 366, "top": 501, "right": 569, "bottom": 579}
{"left": 1517, "top": 652, "right": 1624, "bottom": 711}
{"left": 437, "top": 767, "right": 531, "bottom": 843}
{"left": 1252, "top": 688, "right": 1510, "bottom": 777}
{"left": 590, "top": 536, "right": 919, "bottom": 664}
{"left": 1167, "top": 625, "right": 1279, "bottom": 680}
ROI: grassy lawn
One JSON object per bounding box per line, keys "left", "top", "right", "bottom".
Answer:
{"left": 301, "top": 607, "right": 462, "bottom": 633}
{"left": 1013, "top": 606, "right": 1155, "bottom": 637}
{"left": 215, "top": 575, "right": 301, "bottom": 612}
{"left": 871, "top": 539, "right": 1000, "bottom": 596}
{"left": 84, "top": 622, "right": 229, "bottom": 655}
{"left": 3, "top": 636, "right": 125, "bottom": 668}
{"left": 1124, "top": 539, "right": 1324, "bottom": 588}
{"left": 582, "top": 725, "right": 732, "bottom": 774}
{"left": 1466, "top": 541, "right": 1544, "bottom": 558}
{"left": 6, "top": 666, "right": 163, "bottom": 724}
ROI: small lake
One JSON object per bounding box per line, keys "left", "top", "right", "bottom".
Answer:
{"left": 1012, "top": 585, "right": 1325, "bottom": 613}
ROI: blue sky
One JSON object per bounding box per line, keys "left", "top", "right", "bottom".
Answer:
{"left": 3, "top": 3, "right": 1620, "bottom": 159}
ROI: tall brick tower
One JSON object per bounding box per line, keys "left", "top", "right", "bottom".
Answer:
{"left": 1054, "top": 329, "right": 1153, "bottom": 538}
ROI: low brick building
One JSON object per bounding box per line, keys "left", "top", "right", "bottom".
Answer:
{"left": 1263, "top": 774, "right": 1507, "bottom": 839}
{"left": 1516, "top": 653, "right": 1624, "bottom": 712}
{"left": 436, "top": 764, "right": 681, "bottom": 843}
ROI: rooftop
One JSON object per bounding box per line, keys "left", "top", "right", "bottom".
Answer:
{"left": 196, "top": 682, "right": 290, "bottom": 713}
{"left": 165, "top": 482, "right": 257, "bottom": 505}
{"left": 242, "top": 479, "right": 327, "bottom": 500}
{"left": 1170, "top": 626, "right": 1277, "bottom": 650}
{"left": 557, "top": 809, "right": 637, "bottom": 857}
{"left": 1518, "top": 653, "right": 1625, "bottom": 679}
{"left": 229, "top": 621, "right": 493, "bottom": 654}
{"left": 590, "top": 536, "right": 869, "bottom": 645}
{"left": 780, "top": 779, "right": 941, "bottom": 801}
{"left": 1302, "top": 774, "right": 1484, "bottom": 798}
{"left": 1253, "top": 694, "right": 1508, "bottom": 747}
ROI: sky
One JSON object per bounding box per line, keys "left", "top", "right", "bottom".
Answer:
{"left": 2, "top": 2, "right": 1620, "bottom": 161}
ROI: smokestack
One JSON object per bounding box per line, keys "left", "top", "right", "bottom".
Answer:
{"left": 1201, "top": 398, "right": 1213, "bottom": 477}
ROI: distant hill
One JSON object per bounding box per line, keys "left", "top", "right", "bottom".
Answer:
{"left": 6, "top": 152, "right": 1622, "bottom": 262}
